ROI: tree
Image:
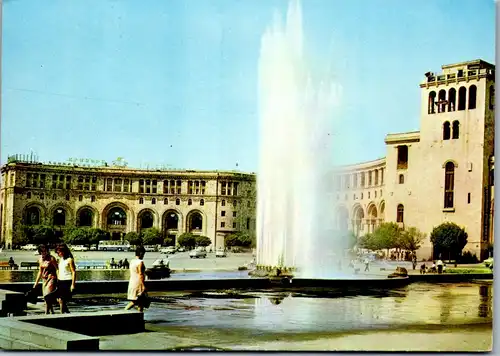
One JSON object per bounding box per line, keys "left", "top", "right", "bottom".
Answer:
{"left": 31, "top": 225, "right": 57, "bottom": 246}
{"left": 177, "top": 233, "right": 196, "bottom": 249}
{"left": 430, "top": 222, "right": 468, "bottom": 265}
{"left": 195, "top": 235, "right": 212, "bottom": 247}
{"left": 163, "top": 236, "right": 174, "bottom": 246}
{"left": 224, "top": 232, "right": 253, "bottom": 248}
{"left": 141, "top": 228, "right": 162, "bottom": 245}
{"left": 400, "top": 227, "right": 425, "bottom": 253}
{"left": 371, "top": 222, "right": 401, "bottom": 251}
{"left": 224, "top": 234, "right": 240, "bottom": 247}
{"left": 63, "top": 227, "right": 90, "bottom": 246}
{"left": 88, "top": 228, "right": 109, "bottom": 247}
{"left": 124, "top": 231, "right": 141, "bottom": 246}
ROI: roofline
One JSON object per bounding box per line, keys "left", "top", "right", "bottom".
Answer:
{"left": 441, "top": 59, "right": 495, "bottom": 69}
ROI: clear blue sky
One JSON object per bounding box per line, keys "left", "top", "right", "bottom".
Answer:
{"left": 1, "top": 0, "right": 495, "bottom": 172}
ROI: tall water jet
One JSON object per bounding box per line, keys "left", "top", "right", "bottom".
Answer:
{"left": 256, "top": 0, "right": 347, "bottom": 278}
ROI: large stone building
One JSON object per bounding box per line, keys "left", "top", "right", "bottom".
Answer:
{"left": 0, "top": 59, "right": 495, "bottom": 260}
{"left": 334, "top": 59, "right": 495, "bottom": 260}
{"left": 0, "top": 161, "right": 257, "bottom": 250}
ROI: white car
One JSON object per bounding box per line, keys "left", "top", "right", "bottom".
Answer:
{"left": 71, "top": 245, "right": 89, "bottom": 252}
{"left": 189, "top": 249, "right": 207, "bottom": 258}
{"left": 21, "top": 244, "right": 38, "bottom": 251}
{"left": 143, "top": 245, "right": 158, "bottom": 252}
{"left": 160, "top": 246, "right": 176, "bottom": 254}
{"left": 215, "top": 249, "right": 227, "bottom": 258}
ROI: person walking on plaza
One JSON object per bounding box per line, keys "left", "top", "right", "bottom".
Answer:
{"left": 33, "top": 244, "right": 59, "bottom": 314}
{"left": 125, "top": 246, "right": 147, "bottom": 312}
{"left": 55, "top": 243, "right": 76, "bottom": 314}
{"left": 436, "top": 259, "right": 444, "bottom": 274}
{"left": 364, "top": 258, "right": 370, "bottom": 272}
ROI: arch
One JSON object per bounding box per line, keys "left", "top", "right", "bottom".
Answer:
{"left": 186, "top": 210, "right": 205, "bottom": 233}
{"left": 452, "top": 120, "right": 460, "bottom": 139}
{"left": 428, "top": 91, "right": 436, "bottom": 114}
{"left": 468, "top": 85, "right": 477, "bottom": 109}
{"left": 162, "top": 209, "right": 182, "bottom": 234}
{"left": 448, "top": 88, "right": 456, "bottom": 111}
{"left": 396, "top": 204, "right": 404, "bottom": 223}
{"left": 137, "top": 208, "right": 158, "bottom": 230}
{"left": 49, "top": 203, "right": 74, "bottom": 224}
{"left": 335, "top": 205, "right": 349, "bottom": 232}
{"left": 76, "top": 206, "right": 97, "bottom": 227}
{"left": 52, "top": 208, "right": 67, "bottom": 226}
{"left": 438, "top": 89, "right": 446, "bottom": 113}
{"left": 102, "top": 202, "right": 131, "bottom": 231}
{"left": 458, "top": 86, "right": 467, "bottom": 110}
{"left": 23, "top": 203, "right": 47, "bottom": 225}
{"left": 367, "top": 203, "right": 378, "bottom": 233}
{"left": 221, "top": 199, "right": 226, "bottom": 206}
{"left": 441, "top": 159, "right": 458, "bottom": 168}
{"left": 379, "top": 200, "right": 385, "bottom": 220}
{"left": 443, "top": 121, "right": 451, "bottom": 140}
{"left": 351, "top": 204, "right": 364, "bottom": 237}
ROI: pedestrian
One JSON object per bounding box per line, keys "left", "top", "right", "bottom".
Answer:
{"left": 124, "top": 246, "right": 147, "bottom": 312}
{"left": 123, "top": 258, "right": 129, "bottom": 269}
{"left": 436, "top": 259, "right": 444, "bottom": 274}
{"left": 364, "top": 258, "right": 370, "bottom": 272}
{"left": 33, "top": 244, "right": 59, "bottom": 314}
{"left": 55, "top": 243, "right": 76, "bottom": 314}
{"left": 8, "top": 257, "right": 15, "bottom": 269}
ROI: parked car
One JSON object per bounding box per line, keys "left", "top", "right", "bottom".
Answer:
{"left": 215, "top": 249, "right": 227, "bottom": 258}
{"left": 177, "top": 247, "right": 186, "bottom": 252}
{"left": 21, "top": 244, "right": 38, "bottom": 251}
{"left": 71, "top": 245, "right": 89, "bottom": 252}
{"left": 144, "top": 245, "right": 159, "bottom": 252}
{"left": 189, "top": 249, "right": 207, "bottom": 258}
{"left": 160, "top": 246, "right": 176, "bottom": 254}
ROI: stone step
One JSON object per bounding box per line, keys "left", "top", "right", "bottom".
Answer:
{"left": 0, "top": 318, "right": 99, "bottom": 350}
{"left": 0, "top": 334, "right": 49, "bottom": 350}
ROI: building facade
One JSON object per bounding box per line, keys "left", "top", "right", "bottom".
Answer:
{"left": 334, "top": 59, "right": 495, "bottom": 260}
{"left": 0, "top": 59, "right": 495, "bottom": 260}
{"left": 0, "top": 162, "right": 257, "bottom": 250}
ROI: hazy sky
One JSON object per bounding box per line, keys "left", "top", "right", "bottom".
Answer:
{"left": 1, "top": 0, "right": 495, "bottom": 172}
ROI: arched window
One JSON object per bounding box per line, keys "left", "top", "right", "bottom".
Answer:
{"left": 139, "top": 197, "right": 144, "bottom": 204}
{"left": 458, "top": 86, "right": 467, "bottom": 110}
{"left": 444, "top": 162, "right": 455, "bottom": 208}
{"left": 27, "top": 192, "right": 32, "bottom": 199}
{"left": 78, "top": 208, "right": 93, "bottom": 227}
{"left": 399, "top": 174, "right": 404, "bottom": 184}
{"left": 188, "top": 199, "right": 192, "bottom": 205}
{"left": 438, "top": 89, "right": 446, "bottom": 113}
{"left": 448, "top": 88, "right": 456, "bottom": 111}
{"left": 175, "top": 198, "right": 180, "bottom": 205}
{"left": 428, "top": 91, "right": 436, "bottom": 114}
{"left": 152, "top": 198, "right": 156, "bottom": 204}
{"left": 396, "top": 204, "right": 404, "bottom": 223}
{"left": 78, "top": 195, "right": 83, "bottom": 201}
{"left": 26, "top": 206, "right": 40, "bottom": 225}
{"left": 200, "top": 199, "right": 205, "bottom": 206}
{"left": 468, "top": 85, "right": 477, "bottom": 109}
{"left": 443, "top": 121, "right": 451, "bottom": 140}
{"left": 139, "top": 211, "right": 154, "bottom": 229}
{"left": 164, "top": 198, "right": 168, "bottom": 204}
{"left": 53, "top": 208, "right": 66, "bottom": 226}
{"left": 489, "top": 85, "right": 495, "bottom": 110}
{"left": 222, "top": 199, "right": 226, "bottom": 206}
{"left": 452, "top": 121, "right": 460, "bottom": 139}
{"left": 91, "top": 195, "right": 96, "bottom": 202}
{"left": 107, "top": 207, "right": 127, "bottom": 225}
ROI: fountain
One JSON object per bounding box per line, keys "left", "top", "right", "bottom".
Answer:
{"left": 256, "top": 0, "right": 347, "bottom": 278}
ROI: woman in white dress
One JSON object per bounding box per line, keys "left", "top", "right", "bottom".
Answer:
{"left": 125, "top": 246, "right": 147, "bottom": 312}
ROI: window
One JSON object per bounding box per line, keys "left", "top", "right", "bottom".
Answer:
{"left": 152, "top": 198, "right": 156, "bottom": 204}
{"left": 374, "top": 170, "right": 379, "bottom": 185}
{"left": 176, "top": 198, "right": 180, "bottom": 205}
{"left": 374, "top": 191, "right": 377, "bottom": 198}
{"left": 27, "top": 192, "right": 31, "bottom": 199}
{"left": 164, "top": 198, "right": 168, "bottom": 204}
{"left": 233, "top": 200, "right": 237, "bottom": 207}
{"left": 106, "top": 178, "right": 112, "bottom": 192}
{"left": 361, "top": 192, "right": 363, "bottom": 199}
{"left": 246, "top": 218, "right": 250, "bottom": 229}
{"left": 381, "top": 169, "right": 384, "bottom": 185}
{"left": 221, "top": 211, "right": 226, "bottom": 217}
{"left": 438, "top": 89, "right": 446, "bottom": 113}
{"left": 91, "top": 195, "right": 96, "bottom": 202}
{"left": 443, "top": 121, "right": 451, "bottom": 140}
{"left": 468, "top": 85, "right": 477, "bottom": 109}
{"left": 233, "top": 211, "right": 237, "bottom": 217}
{"left": 52, "top": 194, "right": 56, "bottom": 200}
{"left": 65, "top": 194, "right": 70, "bottom": 201}
{"left": 367, "top": 192, "right": 370, "bottom": 199}
{"left": 233, "top": 222, "right": 237, "bottom": 228}
{"left": 368, "top": 172, "right": 372, "bottom": 186}
{"left": 200, "top": 199, "right": 204, "bottom": 206}
{"left": 397, "top": 146, "right": 408, "bottom": 169}
{"left": 448, "top": 88, "right": 456, "bottom": 111}
{"left": 397, "top": 204, "right": 404, "bottom": 223}
{"left": 452, "top": 121, "right": 460, "bottom": 139}
{"left": 114, "top": 178, "right": 122, "bottom": 192}
{"left": 361, "top": 173, "right": 365, "bottom": 187}
{"left": 458, "top": 86, "right": 467, "bottom": 110}
{"left": 139, "top": 197, "right": 144, "bottom": 204}
{"left": 139, "top": 180, "right": 144, "bottom": 193}
{"left": 444, "top": 162, "right": 455, "bottom": 208}
{"left": 188, "top": 199, "right": 192, "bottom": 205}
{"left": 26, "top": 173, "right": 32, "bottom": 187}
{"left": 124, "top": 179, "right": 130, "bottom": 193}
{"left": 40, "top": 193, "right": 45, "bottom": 199}
{"left": 399, "top": 174, "right": 404, "bottom": 184}
{"left": 222, "top": 200, "right": 226, "bottom": 206}
{"left": 78, "top": 195, "right": 83, "bottom": 202}
{"left": 221, "top": 222, "right": 225, "bottom": 228}
{"left": 428, "top": 91, "right": 436, "bottom": 114}
{"left": 468, "top": 193, "right": 471, "bottom": 204}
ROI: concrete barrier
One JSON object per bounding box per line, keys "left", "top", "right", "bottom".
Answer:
{"left": 0, "top": 289, "right": 27, "bottom": 316}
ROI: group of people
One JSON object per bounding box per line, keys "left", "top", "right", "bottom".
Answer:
{"left": 31, "top": 244, "right": 149, "bottom": 314}
{"left": 420, "top": 259, "right": 446, "bottom": 274}
{"left": 109, "top": 257, "right": 130, "bottom": 269}
{"left": 32, "top": 243, "right": 76, "bottom": 314}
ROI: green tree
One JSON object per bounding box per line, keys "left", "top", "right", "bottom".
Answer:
{"left": 371, "top": 222, "right": 401, "bottom": 250}
{"left": 124, "top": 231, "right": 141, "bottom": 246}
{"left": 359, "top": 233, "right": 379, "bottom": 251}
{"left": 400, "top": 227, "right": 425, "bottom": 253}
{"left": 195, "top": 235, "right": 212, "bottom": 247}
{"left": 12, "top": 230, "right": 29, "bottom": 247}
{"left": 163, "top": 236, "right": 174, "bottom": 246}
{"left": 63, "top": 227, "right": 90, "bottom": 245}
{"left": 141, "top": 228, "right": 162, "bottom": 245}
{"left": 177, "top": 233, "right": 196, "bottom": 249}
{"left": 88, "top": 228, "right": 109, "bottom": 247}
{"left": 224, "top": 232, "right": 253, "bottom": 248}
{"left": 430, "top": 222, "right": 468, "bottom": 266}
{"left": 224, "top": 234, "right": 239, "bottom": 247}
{"left": 31, "top": 225, "right": 57, "bottom": 245}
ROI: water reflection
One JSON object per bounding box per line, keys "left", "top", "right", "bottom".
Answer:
{"left": 478, "top": 285, "right": 492, "bottom": 318}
